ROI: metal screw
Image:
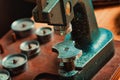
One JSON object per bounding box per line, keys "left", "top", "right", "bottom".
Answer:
{"left": 28, "top": 44, "right": 32, "bottom": 49}
{"left": 43, "top": 30, "right": 46, "bottom": 34}
{"left": 13, "top": 59, "right": 17, "bottom": 64}
{"left": 64, "top": 47, "right": 69, "bottom": 51}
{"left": 22, "top": 24, "right": 26, "bottom": 28}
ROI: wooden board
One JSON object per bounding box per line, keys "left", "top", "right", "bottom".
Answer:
{"left": 111, "top": 66, "right": 120, "bottom": 80}
{"left": 0, "top": 4, "right": 120, "bottom": 80}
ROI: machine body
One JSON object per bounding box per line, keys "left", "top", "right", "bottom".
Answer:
{"left": 32, "top": 0, "right": 114, "bottom": 79}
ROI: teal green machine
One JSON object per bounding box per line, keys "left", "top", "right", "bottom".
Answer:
{"left": 33, "top": 0, "right": 114, "bottom": 80}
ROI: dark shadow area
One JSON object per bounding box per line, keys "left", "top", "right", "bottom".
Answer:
{"left": 92, "top": 0, "right": 120, "bottom": 9}
{"left": 93, "top": 4, "right": 120, "bottom": 10}
{"left": 0, "top": 0, "right": 36, "bottom": 38}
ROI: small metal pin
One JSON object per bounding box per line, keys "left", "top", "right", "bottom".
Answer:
{"left": 64, "top": 47, "right": 69, "bottom": 51}
{"left": 11, "top": 33, "right": 16, "bottom": 42}
{"left": 22, "top": 24, "right": 26, "bottom": 28}
{"left": 13, "top": 59, "right": 17, "bottom": 64}
{"left": 43, "top": 30, "right": 46, "bottom": 34}
{"left": 63, "top": 61, "right": 75, "bottom": 72}
{"left": 28, "top": 44, "right": 32, "bottom": 49}
{"left": 0, "top": 44, "right": 4, "bottom": 54}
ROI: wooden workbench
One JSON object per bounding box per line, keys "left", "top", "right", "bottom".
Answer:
{"left": 0, "top": 4, "right": 120, "bottom": 80}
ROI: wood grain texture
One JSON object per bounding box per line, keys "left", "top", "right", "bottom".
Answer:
{"left": 111, "top": 66, "right": 120, "bottom": 80}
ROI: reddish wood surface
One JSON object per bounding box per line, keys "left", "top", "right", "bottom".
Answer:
{"left": 0, "top": 4, "right": 120, "bottom": 80}
{"left": 0, "top": 27, "right": 65, "bottom": 80}
{"left": 111, "top": 65, "right": 120, "bottom": 80}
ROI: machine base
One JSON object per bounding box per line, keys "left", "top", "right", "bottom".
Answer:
{"left": 73, "top": 28, "right": 114, "bottom": 80}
